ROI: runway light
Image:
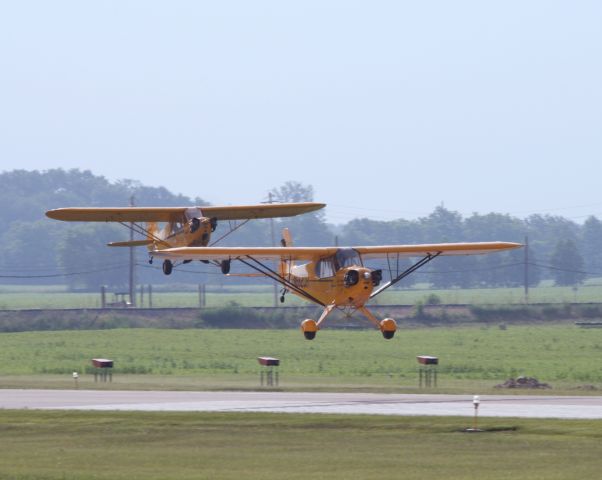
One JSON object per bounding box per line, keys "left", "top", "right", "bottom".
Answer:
{"left": 467, "top": 395, "right": 482, "bottom": 432}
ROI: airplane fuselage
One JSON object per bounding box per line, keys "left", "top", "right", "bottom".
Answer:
{"left": 283, "top": 263, "right": 379, "bottom": 307}
{"left": 149, "top": 216, "right": 215, "bottom": 251}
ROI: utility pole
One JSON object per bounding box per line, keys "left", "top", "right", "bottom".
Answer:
{"left": 524, "top": 235, "right": 529, "bottom": 304}
{"left": 129, "top": 195, "right": 136, "bottom": 307}
{"left": 268, "top": 192, "right": 278, "bottom": 307}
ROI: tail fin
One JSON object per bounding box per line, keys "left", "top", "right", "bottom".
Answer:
{"left": 146, "top": 221, "right": 160, "bottom": 251}
{"left": 279, "top": 228, "right": 294, "bottom": 277}
{"left": 281, "top": 228, "right": 293, "bottom": 247}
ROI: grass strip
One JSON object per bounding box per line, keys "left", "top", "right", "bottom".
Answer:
{"left": 0, "top": 410, "right": 601, "bottom": 480}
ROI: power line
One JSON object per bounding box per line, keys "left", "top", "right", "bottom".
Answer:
{"left": 417, "top": 262, "right": 524, "bottom": 275}
{"left": 528, "top": 262, "right": 601, "bottom": 276}
{"left": 0, "top": 265, "right": 124, "bottom": 279}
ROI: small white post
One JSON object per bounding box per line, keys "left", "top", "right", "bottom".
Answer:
{"left": 472, "top": 395, "right": 480, "bottom": 430}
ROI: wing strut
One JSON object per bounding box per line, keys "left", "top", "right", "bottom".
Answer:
{"left": 209, "top": 219, "right": 251, "bottom": 246}
{"left": 370, "top": 252, "right": 442, "bottom": 299}
{"left": 118, "top": 221, "right": 171, "bottom": 248}
{"left": 237, "top": 256, "right": 326, "bottom": 307}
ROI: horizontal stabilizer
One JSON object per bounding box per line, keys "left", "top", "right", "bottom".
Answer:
{"left": 107, "top": 240, "right": 153, "bottom": 247}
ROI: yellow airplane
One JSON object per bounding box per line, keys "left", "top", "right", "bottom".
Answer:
{"left": 152, "top": 229, "right": 522, "bottom": 339}
{"left": 46, "top": 202, "right": 324, "bottom": 275}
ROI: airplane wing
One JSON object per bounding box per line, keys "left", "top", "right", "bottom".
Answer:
{"left": 199, "top": 203, "right": 325, "bottom": 220}
{"left": 151, "top": 241, "right": 521, "bottom": 261}
{"left": 355, "top": 242, "right": 522, "bottom": 259}
{"left": 152, "top": 246, "right": 339, "bottom": 261}
{"left": 45, "top": 202, "right": 325, "bottom": 223}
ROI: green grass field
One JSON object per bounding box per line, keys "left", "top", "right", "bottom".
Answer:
{"left": 2, "top": 282, "right": 602, "bottom": 309}
{"left": 1, "top": 325, "right": 601, "bottom": 392}
{"left": 0, "top": 410, "right": 601, "bottom": 480}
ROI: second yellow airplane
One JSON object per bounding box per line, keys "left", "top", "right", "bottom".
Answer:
{"left": 46, "top": 202, "right": 325, "bottom": 275}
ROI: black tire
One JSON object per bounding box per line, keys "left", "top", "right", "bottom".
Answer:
{"left": 221, "top": 259, "right": 231, "bottom": 274}
{"left": 303, "top": 331, "right": 316, "bottom": 340}
{"left": 162, "top": 260, "right": 173, "bottom": 275}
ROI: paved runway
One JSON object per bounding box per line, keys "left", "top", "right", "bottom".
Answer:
{"left": 2, "top": 389, "right": 602, "bottom": 419}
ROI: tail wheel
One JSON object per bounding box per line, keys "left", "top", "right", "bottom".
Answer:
{"left": 301, "top": 319, "right": 318, "bottom": 340}
{"left": 162, "top": 260, "right": 173, "bottom": 275}
{"left": 380, "top": 318, "right": 397, "bottom": 340}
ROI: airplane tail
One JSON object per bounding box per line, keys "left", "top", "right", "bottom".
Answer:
{"left": 279, "top": 228, "right": 294, "bottom": 277}
{"left": 146, "top": 222, "right": 159, "bottom": 250}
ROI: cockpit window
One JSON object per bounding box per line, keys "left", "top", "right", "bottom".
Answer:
{"left": 315, "top": 257, "right": 335, "bottom": 278}
{"left": 334, "top": 248, "right": 362, "bottom": 270}
{"left": 315, "top": 249, "right": 362, "bottom": 278}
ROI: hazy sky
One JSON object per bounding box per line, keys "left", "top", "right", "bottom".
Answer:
{"left": 1, "top": 1, "right": 601, "bottom": 224}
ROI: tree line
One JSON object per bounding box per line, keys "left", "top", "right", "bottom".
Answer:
{"left": 1, "top": 169, "right": 600, "bottom": 290}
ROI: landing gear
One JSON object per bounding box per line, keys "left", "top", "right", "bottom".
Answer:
{"left": 162, "top": 259, "right": 173, "bottom": 275}
{"left": 301, "top": 319, "right": 318, "bottom": 340}
{"left": 379, "top": 318, "right": 397, "bottom": 339}
{"left": 220, "top": 259, "right": 231, "bottom": 274}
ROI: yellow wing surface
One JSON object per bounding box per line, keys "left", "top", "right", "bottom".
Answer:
{"left": 152, "top": 241, "right": 522, "bottom": 261}
{"left": 45, "top": 202, "right": 325, "bottom": 223}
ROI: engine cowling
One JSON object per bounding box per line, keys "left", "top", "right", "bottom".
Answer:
{"left": 189, "top": 217, "right": 201, "bottom": 233}
{"left": 344, "top": 269, "right": 360, "bottom": 287}
{"left": 371, "top": 269, "right": 383, "bottom": 286}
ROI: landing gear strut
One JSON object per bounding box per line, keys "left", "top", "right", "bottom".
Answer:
{"left": 162, "top": 259, "right": 173, "bottom": 275}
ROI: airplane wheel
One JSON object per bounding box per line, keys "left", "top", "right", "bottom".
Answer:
{"left": 382, "top": 330, "right": 395, "bottom": 340}
{"left": 162, "top": 259, "right": 173, "bottom": 275}
{"left": 221, "top": 259, "right": 231, "bottom": 274}
{"left": 301, "top": 319, "right": 318, "bottom": 340}
{"left": 380, "top": 318, "right": 397, "bottom": 340}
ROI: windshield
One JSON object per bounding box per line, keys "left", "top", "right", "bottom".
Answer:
{"left": 334, "top": 248, "right": 362, "bottom": 270}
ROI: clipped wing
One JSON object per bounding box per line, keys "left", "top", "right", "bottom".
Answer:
{"left": 152, "top": 246, "right": 338, "bottom": 261}
{"left": 199, "top": 202, "right": 325, "bottom": 220}
{"left": 355, "top": 241, "right": 522, "bottom": 259}
{"left": 46, "top": 202, "right": 325, "bottom": 223}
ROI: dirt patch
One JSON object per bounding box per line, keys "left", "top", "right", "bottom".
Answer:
{"left": 495, "top": 376, "right": 551, "bottom": 389}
